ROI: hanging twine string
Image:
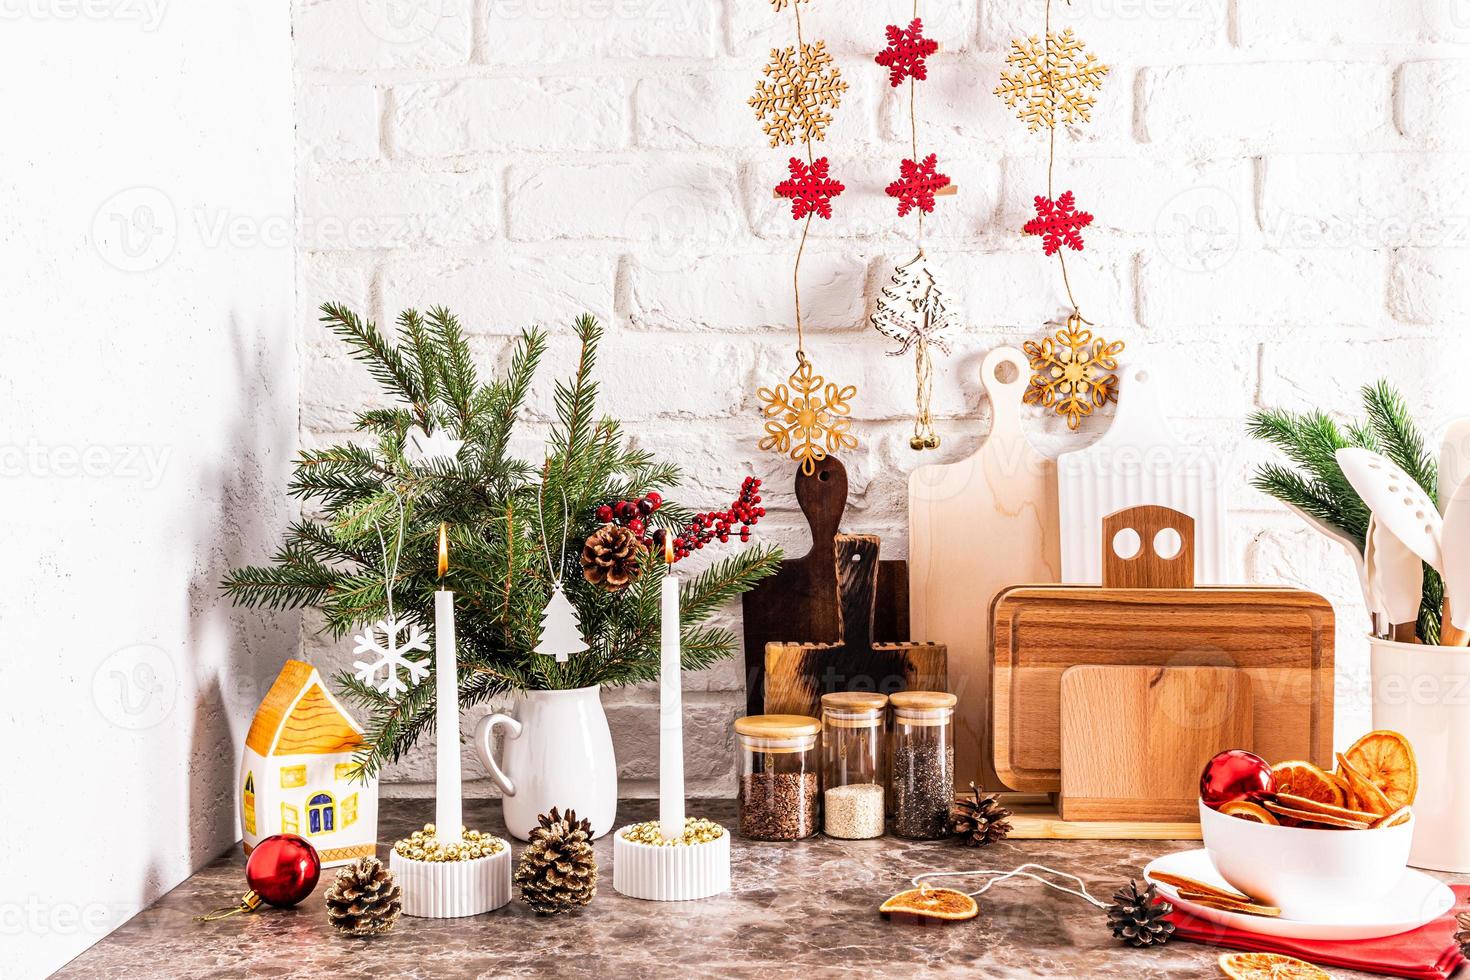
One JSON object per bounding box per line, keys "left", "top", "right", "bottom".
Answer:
{"left": 1044, "top": 0, "right": 1089, "bottom": 324}
{"left": 373, "top": 490, "right": 408, "bottom": 623}
{"left": 913, "top": 335, "right": 935, "bottom": 444}
{"left": 790, "top": 0, "right": 814, "bottom": 359}
{"left": 536, "top": 481, "right": 569, "bottom": 583}
{"left": 911, "top": 863, "right": 1111, "bottom": 909}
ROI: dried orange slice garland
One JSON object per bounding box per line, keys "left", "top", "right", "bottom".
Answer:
{"left": 879, "top": 887, "right": 979, "bottom": 923}
{"left": 1218, "top": 952, "right": 1332, "bottom": 980}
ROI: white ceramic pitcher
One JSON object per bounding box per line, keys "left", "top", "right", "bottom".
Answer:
{"left": 474, "top": 685, "right": 618, "bottom": 841}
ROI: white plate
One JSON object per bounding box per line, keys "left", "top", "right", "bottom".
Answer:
{"left": 1143, "top": 849, "right": 1454, "bottom": 941}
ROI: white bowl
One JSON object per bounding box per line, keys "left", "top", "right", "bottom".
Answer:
{"left": 1199, "top": 800, "right": 1413, "bottom": 919}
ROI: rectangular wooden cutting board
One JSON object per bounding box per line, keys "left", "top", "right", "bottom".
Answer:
{"left": 992, "top": 505, "right": 1335, "bottom": 794}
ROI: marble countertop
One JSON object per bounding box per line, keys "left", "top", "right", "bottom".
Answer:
{"left": 56, "top": 798, "right": 1461, "bottom": 979}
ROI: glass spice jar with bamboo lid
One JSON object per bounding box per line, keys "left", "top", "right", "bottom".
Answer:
{"left": 734, "top": 714, "right": 821, "bottom": 841}
{"left": 819, "top": 692, "right": 888, "bottom": 839}
{"left": 890, "top": 691, "right": 957, "bottom": 840}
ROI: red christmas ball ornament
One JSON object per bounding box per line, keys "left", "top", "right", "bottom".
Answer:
{"left": 198, "top": 834, "right": 320, "bottom": 921}
{"left": 1199, "top": 749, "right": 1274, "bottom": 809}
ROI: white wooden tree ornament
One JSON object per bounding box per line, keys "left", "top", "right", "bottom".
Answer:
{"left": 535, "top": 582, "right": 590, "bottom": 663}
{"left": 870, "top": 252, "right": 961, "bottom": 450}
{"left": 405, "top": 426, "right": 465, "bottom": 466}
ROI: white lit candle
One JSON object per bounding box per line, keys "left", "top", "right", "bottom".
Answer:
{"left": 659, "top": 536, "right": 685, "bottom": 841}
{"left": 435, "top": 523, "right": 463, "bottom": 845}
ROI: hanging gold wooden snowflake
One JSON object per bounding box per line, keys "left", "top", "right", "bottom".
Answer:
{"left": 995, "top": 29, "right": 1110, "bottom": 132}
{"left": 1022, "top": 314, "right": 1124, "bottom": 430}
{"left": 758, "top": 355, "right": 858, "bottom": 475}
{"left": 750, "top": 42, "right": 848, "bottom": 147}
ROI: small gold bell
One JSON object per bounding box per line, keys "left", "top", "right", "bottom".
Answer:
{"left": 909, "top": 436, "right": 926, "bottom": 451}
{"left": 923, "top": 435, "right": 940, "bottom": 449}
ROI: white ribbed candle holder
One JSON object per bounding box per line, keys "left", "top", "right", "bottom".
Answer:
{"left": 390, "top": 843, "right": 513, "bottom": 918}
{"left": 611, "top": 825, "right": 731, "bottom": 901}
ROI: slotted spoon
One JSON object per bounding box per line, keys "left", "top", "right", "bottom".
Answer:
{"left": 1336, "top": 448, "right": 1443, "bottom": 574}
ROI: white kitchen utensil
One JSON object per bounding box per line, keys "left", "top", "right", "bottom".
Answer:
{"left": 1371, "top": 518, "right": 1424, "bottom": 643}
{"left": 1335, "top": 448, "right": 1443, "bottom": 573}
{"left": 1144, "top": 849, "right": 1451, "bottom": 941}
{"left": 1285, "top": 501, "right": 1373, "bottom": 627}
{"left": 1440, "top": 470, "right": 1470, "bottom": 638}
{"left": 1363, "top": 515, "right": 1386, "bottom": 637}
{"left": 1056, "top": 360, "right": 1229, "bottom": 584}
{"left": 1439, "top": 418, "right": 1470, "bottom": 516}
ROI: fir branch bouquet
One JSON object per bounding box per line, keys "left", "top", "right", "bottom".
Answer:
{"left": 1247, "top": 380, "right": 1442, "bottom": 643}
{"left": 224, "top": 305, "right": 781, "bottom": 777}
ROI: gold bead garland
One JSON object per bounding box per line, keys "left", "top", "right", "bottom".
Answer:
{"left": 619, "top": 817, "right": 726, "bottom": 847}
{"left": 392, "top": 823, "right": 506, "bottom": 863}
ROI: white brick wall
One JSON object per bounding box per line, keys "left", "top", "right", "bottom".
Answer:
{"left": 294, "top": 0, "right": 1470, "bottom": 797}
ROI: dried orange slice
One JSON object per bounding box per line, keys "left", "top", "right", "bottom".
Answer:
{"left": 1337, "top": 753, "right": 1395, "bottom": 816}
{"left": 1271, "top": 760, "right": 1345, "bottom": 808}
{"left": 879, "top": 887, "right": 978, "bottom": 923}
{"left": 1262, "top": 799, "right": 1370, "bottom": 829}
{"left": 1325, "top": 769, "right": 1356, "bottom": 810}
{"left": 1184, "top": 894, "right": 1282, "bottom": 917}
{"left": 1219, "top": 952, "right": 1331, "bottom": 980}
{"left": 1372, "top": 805, "right": 1413, "bottom": 829}
{"left": 1274, "top": 792, "right": 1379, "bottom": 823}
{"left": 1347, "top": 730, "right": 1418, "bottom": 807}
{"left": 1148, "top": 871, "right": 1254, "bottom": 904}
{"left": 1219, "top": 800, "right": 1280, "bottom": 825}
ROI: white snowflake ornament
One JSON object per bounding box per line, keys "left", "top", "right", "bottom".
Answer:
{"left": 352, "top": 616, "right": 432, "bottom": 696}
{"left": 404, "top": 426, "right": 464, "bottom": 466}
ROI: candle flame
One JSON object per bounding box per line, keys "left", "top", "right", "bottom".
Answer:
{"left": 664, "top": 533, "right": 675, "bottom": 565}
{"left": 437, "top": 522, "right": 449, "bottom": 579}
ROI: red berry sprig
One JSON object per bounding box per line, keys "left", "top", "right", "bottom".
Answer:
{"left": 660, "top": 477, "right": 765, "bottom": 562}
{"left": 592, "top": 480, "right": 765, "bottom": 562}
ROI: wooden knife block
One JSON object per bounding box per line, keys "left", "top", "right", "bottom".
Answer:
{"left": 1058, "top": 665, "right": 1253, "bottom": 822}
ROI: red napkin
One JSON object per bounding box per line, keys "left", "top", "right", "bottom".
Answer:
{"left": 1167, "top": 884, "right": 1468, "bottom": 979}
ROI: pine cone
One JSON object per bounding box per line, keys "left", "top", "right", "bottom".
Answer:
{"left": 324, "top": 856, "right": 402, "bottom": 937}
{"left": 514, "top": 807, "right": 598, "bottom": 915}
{"left": 1107, "top": 880, "right": 1175, "bottom": 948}
{"left": 948, "top": 782, "right": 1012, "bottom": 846}
{"left": 1456, "top": 911, "right": 1470, "bottom": 958}
{"left": 581, "top": 525, "right": 647, "bottom": 591}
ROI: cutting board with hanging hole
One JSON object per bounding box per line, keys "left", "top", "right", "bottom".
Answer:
{"left": 992, "top": 504, "right": 1334, "bottom": 793}
{"left": 909, "top": 346, "right": 1060, "bottom": 792}
{"left": 1057, "top": 361, "right": 1231, "bottom": 584}
{"left": 741, "top": 456, "right": 909, "bottom": 715}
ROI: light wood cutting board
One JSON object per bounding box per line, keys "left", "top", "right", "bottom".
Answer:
{"left": 1059, "top": 665, "right": 1253, "bottom": 822}
{"left": 992, "top": 505, "right": 1334, "bottom": 793}
{"left": 909, "top": 347, "right": 1060, "bottom": 792}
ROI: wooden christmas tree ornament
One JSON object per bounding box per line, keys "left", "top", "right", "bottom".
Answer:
{"left": 741, "top": 455, "right": 909, "bottom": 716}
{"left": 764, "top": 533, "right": 945, "bottom": 718}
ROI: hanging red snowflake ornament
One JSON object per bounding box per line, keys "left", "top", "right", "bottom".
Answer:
{"left": 775, "top": 157, "right": 845, "bottom": 220}
{"left": 1023, "top": 190, "right": 1093, "bottom": 255}
{"left": 886, "top": 154, "right": 950, "bottom": 217}
{"left": 875, "top": 18, "right": 938, "bottom": 88}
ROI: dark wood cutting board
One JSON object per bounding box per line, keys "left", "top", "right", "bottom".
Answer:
{"left": 741, "top": 456, "right": 909, "bottom": 715}
{"left": 764, "top": 534, "right": 944, "bottom": 717}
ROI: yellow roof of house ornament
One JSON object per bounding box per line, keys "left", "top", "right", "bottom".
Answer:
{"left": 245, "top": 659, "right": 364, "bottom": 757}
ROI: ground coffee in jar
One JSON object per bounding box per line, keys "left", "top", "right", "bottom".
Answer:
{"left": 734, "top": 715, "right": 821, "bottom": 841}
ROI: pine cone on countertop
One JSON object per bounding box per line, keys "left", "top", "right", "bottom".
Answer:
{"left": 948, "top": 782, "right": 1013, "bottom": 846}
{"left": 1107, "top": 880, "right": 1175, "bottom": 948}
{"left": 581, "top": 524, "right": 647, "bottom": 591}
{"left": 1455, "top": 911, "right": 1470, "bottom": 958}
{"left": 324, "top": 856, "right": 403, "bottom": 937}
{"left": 514, "top": 807, "right": 598, "bottom": 915}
